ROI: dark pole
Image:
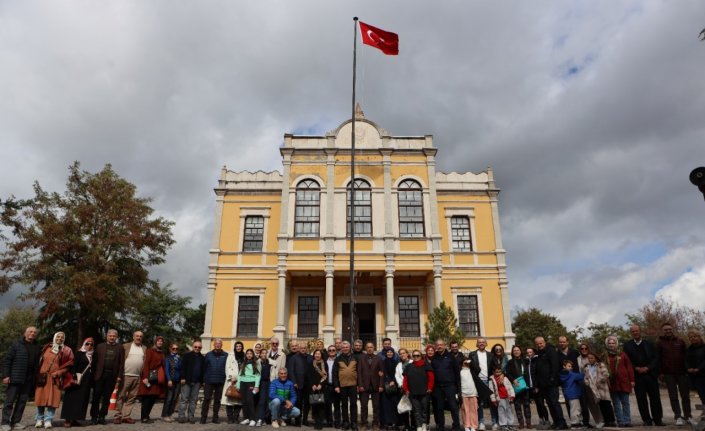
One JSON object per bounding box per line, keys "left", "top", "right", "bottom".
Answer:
{"left": 349, "top": 17, "right": 358, "bottom": 344}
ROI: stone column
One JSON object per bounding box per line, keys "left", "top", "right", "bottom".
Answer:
{"left": 322, "top": 269, "right": 335, "bottom": 345}
{"left": 433, "top": 268, "right": 443, "bottom": 307}
{"left": 385, "top": 269, "right": 398, "bottom": 345}
{"left": 273, "top": 269, "right": 287, "bottom": 342}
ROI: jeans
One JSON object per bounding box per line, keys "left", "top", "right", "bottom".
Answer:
{"left": 269, "top": 398, "right": 301, "bottom": 421}
{"left": 2, "top": 382, "right": 32, "bottom": 426}
{"left": 257, "top": 381, "right": 271, "bottom": 421}
{"left": 410, "top": 394, "right": 428, "bottom": 428}
{"left": 35, "top": 407, "right": 56, "bottom": 423}
{"left": 664, "top": 374, "right": 692, "bottom": 420}
{"left": 162, "top": 382, "right": 181, "bottom": 417}
{"left": 610, "top": 392, "right": 631, "bottom": 425}
{"left": 178, "top": 382, "right": 202, "bottom": 420}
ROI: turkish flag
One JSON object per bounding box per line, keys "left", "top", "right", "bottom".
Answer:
{"left": 359, "top": 21, "right": 399, "bottom": 55}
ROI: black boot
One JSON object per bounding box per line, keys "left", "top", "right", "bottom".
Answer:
{"left": 226, "top": 406, "right": 235, "bottom": 424}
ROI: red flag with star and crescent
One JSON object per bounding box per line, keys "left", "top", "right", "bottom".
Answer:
{"left": 359, "top": 21, "right": 399, "bottom": 55}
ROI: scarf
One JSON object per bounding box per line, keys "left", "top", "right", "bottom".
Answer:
{"left": 383, "top": 347, "right": 398, "bottom": 378}
{"left": 51, "top": 332, "right": 65, "bottom": 354}
{"left": 313, "top": 359, "right": 327, "bottom": 383}
{"left": 80, "top": 337, "right": 95, "bottom": 361}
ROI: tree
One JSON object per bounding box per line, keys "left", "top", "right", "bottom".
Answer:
{"left": 626, "top": 297, "right": 705, "bottom": 341}
{"left": 574, "top": 321, "right": 630, "bottom": 354}
{"left": 0, "top": 162, "right": 175, "bottom": 345}
{"left": 512, "top": 307, "right": 576, "bottom": 349}
{"left": 0, "top": 306, "right": 38, "bottom": 365}
{"left": 424, "top": 301, "right": 465, "bottom": 347}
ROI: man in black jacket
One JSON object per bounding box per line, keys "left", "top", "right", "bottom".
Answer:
{"left": 178, "top": 338, "right": 205, "bottom": 423}
{"left": 2, "top": 326, "right": 40, "bottom": 431}
{"left": 286, "top": 341, "right": 308, "bottom": 426}
{"left": 623, "top": 325, "right": 663, "bottom": 426}
{"left": 431, "top": 339, "right": 461, "bottom": 431}
{"left": 534, "top": 337, "right": 568, "bottom": 430}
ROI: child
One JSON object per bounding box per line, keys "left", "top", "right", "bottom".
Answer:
{"left": 489, "top": 367, "right": 515, "bottom": 431}
{"left": 460, "top": 360, "right": 480, "bottom": 431}
{"left": 559, "top": 360, "right": 584, "bottom": 428}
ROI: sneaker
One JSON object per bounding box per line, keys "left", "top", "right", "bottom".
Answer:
{"left": 242, "top": 419, "right": 251, "bottom": 425}
{"left": 12, "top": 425, "right": 26, "bottom": 431}
{"left": 34, "top": 422, "right": 42, "bottom": 429}
{"left": 676, "top": 418, "right": 684, "bottom": 426}
{"left": 2, "top": 425, "right": 12, "bottom": 431}
{"left": 594, "top": 424, "right": 603, "bottom": 430}
{"left": 687, "top": 418, "right": 699, "bottom": 426}
{"left": 273, "top": 422, "right": 280, "bottom": 429}
{"left": 43, "top": 423, "right": 52, "bottom": 430}
{"left": 250, "top": 421, "right": 256, "bottom": 426}
{"left": 280, "top": 419, "right": 288, "bottom": 427}
{"left": 479, "top": 425, "right": 486, "bottom": 431}
{"left": 256, "top": 420, "right": 263, "bottom": 427}
{"left": 163, "top": 417, "right": 173, "bottom": 423}
{"left": 493, "top": 425, "right": 499, "bottom": 431}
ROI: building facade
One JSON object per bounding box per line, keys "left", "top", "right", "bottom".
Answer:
{"left": 202, "top": 109, "right": 514, "bottom": 351}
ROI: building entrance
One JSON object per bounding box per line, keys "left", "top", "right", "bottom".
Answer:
{"left": 342, "top": 303, "right": 376, "bottom": 345}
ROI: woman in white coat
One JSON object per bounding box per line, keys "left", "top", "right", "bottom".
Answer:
{"left": 221, "top": 347, "right": 241, "bottom": 424}
{"left": 395, "top": 348, "right": 412, "bottom": 431}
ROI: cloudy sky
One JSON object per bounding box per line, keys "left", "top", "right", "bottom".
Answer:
{"left": 2, "top": 1, "right": 705, "bottom": 331}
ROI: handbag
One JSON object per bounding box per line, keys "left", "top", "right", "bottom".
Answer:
{"left": 397, "top": 394, "right": 412, "bottom": 414}
{"left": 148, "top": 369, "right": 159, "bottom": 384}
{"left": 225, "top": 383, "right": 241, "bottom": 400}
{"left": 74, "top": 363, "right": 91, "bottom": 386}
{"left": 36, "top": 372, "right": 48, "bottom": 387}
{"left": 513, "top": 376, "right": 528, "bottom": 394}
{"left": 308, "top": 392, "right": 325, "bottom": 405}
{"left": 384, "top": 382, "right": 398, "bottom": 394}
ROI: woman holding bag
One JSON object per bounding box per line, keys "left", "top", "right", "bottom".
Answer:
{"left": 137, "top": 336, "right": 167, "bottom": 424}
{"left": 222, "top": 344, "right": 242, "bottom": 424}
{"left": 35, "top": 332, "right": 75, "bottom": 429}
{"left": 60, "top": 338, "right": 94, "bottom": 427}
{"left": 306, "top": 349, "right": 328, "bottom": 430}
{"left": 506, "top": 346, "right": 531, "bottom": 429}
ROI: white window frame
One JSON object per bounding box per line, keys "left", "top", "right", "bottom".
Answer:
{"left": 238, "top": 207, "right": 271, "bottom": 253}
{"left": 451, "top": 287, "right": 484, "bottom": 338}
{"left": 444, "top": 207, "right": 478, "bottom": 265}
{"left": 232, "top": 287, "right": 265, "bottom": 338}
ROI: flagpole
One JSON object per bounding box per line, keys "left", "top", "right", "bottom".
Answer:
{"left": 349, "top": 17, "right": 358, "bottom": 345}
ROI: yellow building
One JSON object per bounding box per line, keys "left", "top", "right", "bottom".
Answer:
{"left": 202, "top": 108, "right": 514, "bottom": 351}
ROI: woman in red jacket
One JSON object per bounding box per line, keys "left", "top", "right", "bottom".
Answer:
{"left": 604, "top": 336, "right": 634, "bottom": 427}
{"left": 403, "top": 349, "right": 434, "bottom": 431}
{"left": 137, "top": 336, "right": 167, "bottom": 423}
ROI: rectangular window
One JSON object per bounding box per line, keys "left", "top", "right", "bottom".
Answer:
{"left": 294, "top": 189, "right": 320, "bottom": 237}
{"left": 243, "top": 216, "right": 264, "bottom": 252}
{"left": 451, "top": 216, "right": 472, "bottom": 252}
{"left": 297, "top": 296, "right": 319, "bottom": 337}
{"left": 398, "top": 296, "right": 420, "bottom": 337}
{"left": 236, "top": 296, "right": 259, "bottom": 337}
{"left": 347, "top": 188, "right": 372, "bottom": 237}
{"left": 457, "top": 295, "right": 480, "bottom": 337}
{"left": 398, "top": 190, "right": 424, "bottom": 237}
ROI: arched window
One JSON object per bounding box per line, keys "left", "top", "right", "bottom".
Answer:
{"left": 398, "top": 179, "right": 424, "bottom": 237}
{"left": 294, "top": 179, "right": 320, "bottom": 237}
{"left": 347, "top": 179, "right": 372, "bottom": 237}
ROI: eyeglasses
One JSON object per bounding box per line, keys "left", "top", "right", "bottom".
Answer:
{"left": 579, "top": 347, "right": 588, "bottom": 350}
{"left": 412, "top": 354, "right": 421, "bottom": 358}
{"left": 328, "top": 349, "right": 336, "bottom": 352}
{"left": 171, "top": 348, "right": 178, "bottom": 351}
{"left": 193, "top": 346, "right": 202, "bottom": 349}
{"left": 271, "top": 342, "right": 279, "bottom": 345}
{"left": 85, "top": 342, "right": 93, "bottom": 346}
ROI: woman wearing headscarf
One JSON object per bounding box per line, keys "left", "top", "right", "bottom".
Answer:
{"left": 381, "top": 347, "right": 400, "bottom": 431}
{"left": 35, "top": 332, "right": 75, "bottom": 429}
{"left": 222, "top": 342, "right": 243, "bottom": 424}
{"left": 395, "top": 349, "right": 412, "bottom": 431}
{"left": 60, "top": 338, "right": 94, "bottom": 427}
{"left": 604, "top": 335, "right": 634, "bottom": 427}
{"left": 137, "top": 336, "right": 167, "bottom": 423}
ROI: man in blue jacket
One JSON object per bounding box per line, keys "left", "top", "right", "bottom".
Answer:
{"left": 1, "top": 326, "right": 40, "bottom": 431}
{"left": 269, "top": 368, "right": 301, "bottom": 428}
{"left": 431, "top": 339, "right": 461, "bottom": 431}
{"left": 200, "top": 339, "right": 228, "bottom": 424}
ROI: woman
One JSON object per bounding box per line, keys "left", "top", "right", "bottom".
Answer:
{"left": 423, "top": 345, "right": 435, "bottom": 426}
{"left": 234, "top": 341, "right": 246, "bottom": 365}
{"left": 604, "top": 336, "right": 634, "bottom": 427}
{"left": 526, "top": 347, "right": 549, "bottom": 428}
{"left": 35, "top": 332, "right": 74, "bottom": 429}
{"left": 489, "top": 344, "right": 507, "bottom": 427}
{"left": 256, "top": 349, "right": 272, "bottom": 426}
{"left": 583, "top": 351, "right": 614, "bottom": 428}
{"left": 254, "top": 343, "right": 263, "bottom": 358}
{"left": 506, "top": 345, "right": 531, "bottom": 429}
{"left": 237, "top": 348, "right": 261, "bottom": 426}
{"left": 222, "top": 343, "right": 242, "bottom": 424}
{"left": 381, "top": 348, "right": 400, "bottom": 431}
{"left": 403, "top": 349, "right": 434, "bottom": 431}
{"left": 161, "top": 343, "right": 181, "bottom": 422}
{"left": 687, "top": 330, "right": 705, "bottom": 406}
{"left": 395, "top": 349, "right": 412, "bottom": 431}
{"left": 60, "top": 338, "right": 93, "bottom": 427}
{"left": 306, "top": 349, "right": 328, "bottom": 430}
{"left": 137, "top": 336, "right": 167, "bottom": 424}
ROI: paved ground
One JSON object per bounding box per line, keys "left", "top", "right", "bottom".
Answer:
{"left": 10, "top": 389, "right": 704, "bottom": 431}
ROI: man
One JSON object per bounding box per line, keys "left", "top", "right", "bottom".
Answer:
{"left": 2, "top": 326, "right": 40, "bottom": 431}
{"left": 286, "top": 341, "right": 308, "bottom": 426}
{"left": 469, "top": 338, "right": 495, "bottom": 430}
{"left": 268, "top": 337, "right": 287, "bottom": 382}
{"left": 333, "top": 341, "right": 360, "bottom": 431}
{"left": 91, "top": 329, "right": 125, "bottom": 425}
{"left": 622, "top": 325, "right": 663, "bottom": 426}
{"left": 326, "top": 345, "right": 341, "bottom": 428}
{"left": 298, "top": 343, "right": 314, "bottom": 426}
{"left": 352, "top": 340, "right": 364, "bottom": 361}
{"left": 656, "top": 323, "right": 695, "bottom": 425}
{"left": 114, "top": 330, "right": 146, "bottom": 424}
{"left": 357, "top": 342, "right": 384, "bottom": 431}
{"left": 200, "top": 338, "right": 228, "bottom": 424}
{"left": 431, "top": 339, "right": 461, "bottom": 431}
{"left": 449, "top": 341, "right": 466, "bottom": 368}
{"left": 534, "top": 337, "right": 568, "bottom": 430}
{"left": 526, "top": 347, "right": 550, "bottom": 429}
{"left": 335, "top": 338, "right": 343, "bottom": 355}
{"left": 377, "top": 338, "right": 399, "bottom": 362}
{"left": 178, "top": 338, "right": 205, "bottom": 424}
{"left": 556, "top": 336, "right": 584, "bottom": 426}
{"left": 269, "top": 368, "right": 301, "bottom": 428}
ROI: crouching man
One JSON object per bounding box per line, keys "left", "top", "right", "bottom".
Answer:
{"left": 269, "top": 368, "right": 301, "bottom": 428}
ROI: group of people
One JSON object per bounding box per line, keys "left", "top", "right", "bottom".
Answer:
{"left": 1, "top": 323, "right": 704, "bottom": 431}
